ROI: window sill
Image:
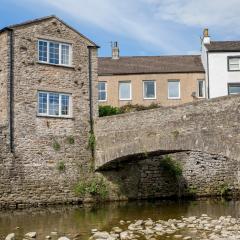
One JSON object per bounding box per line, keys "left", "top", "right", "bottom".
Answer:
{"left": 98, "top": 100, "right": 107, "bottom": 102}
{"left": 37, "top": 115, "right": 74, "bottom": 120}
{"left": 37, "top": 61, "right": 75, "bottom": 69}
{"left": 119, "top": 99, "right": 132, "bottom": 101}
{"left": 168, "top": 98, "right": 181, "bottom": 100}
{"left": 143, "top": 97, "right": 157, "bottom": 100}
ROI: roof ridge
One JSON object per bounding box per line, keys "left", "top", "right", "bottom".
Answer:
{"left": 99, "top": 55, "right": 201, "bottom": 59}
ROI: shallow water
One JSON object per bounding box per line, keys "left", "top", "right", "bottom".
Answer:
{"left": 1, "top": 199, "right": 240, "bottom": 240}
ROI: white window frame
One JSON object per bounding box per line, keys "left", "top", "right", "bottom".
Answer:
{"left": 98, "top": 81, "right": 107, "bottom": 102}
{"left": 168, "top": 80, "right": 181, "bottom": 100}
{"left": 197, "top": 80, "right": 206, "bottom": 98}
{"left": 143, "top": 80, "right": 156, "bottom": 100}
{"left": 119, "top": 81, "right": 132, "bottom": 101}
{"left": 37, "top": 91, "right": 72, "bottom": 118}
{"left": 38, "top": 39, "right": 72, "bottom": 67}
{"left": 228, "top": 57, "right": 240, "bottom": 71}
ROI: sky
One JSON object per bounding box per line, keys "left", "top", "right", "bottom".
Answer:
{"left": 0, "top": 0, "right": 239, "bottom": 57}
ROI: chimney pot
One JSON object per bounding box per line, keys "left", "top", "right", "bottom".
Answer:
{"left": 112, "top": 41, "right": 120, "bottom": 60}
{"left": 202, "top": 28, "right": 211, "bottom": 44}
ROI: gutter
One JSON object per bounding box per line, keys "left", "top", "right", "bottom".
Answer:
{"left": 7, "top": 28, "right": 14, "bottom": 153}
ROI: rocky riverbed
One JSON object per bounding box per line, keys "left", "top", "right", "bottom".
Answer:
{"left": 89, "top": 214, "right": 240, "bottom": 240}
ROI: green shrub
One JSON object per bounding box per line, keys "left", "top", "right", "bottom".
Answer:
{"left": 53, "top": 140, "right": 61, "bottom": 151}
{"left": 161, "top": 155, "right": 182, "bottom": 179}
{"left": 74, "top": 177, "right": 109, "bottom": 200}
{"left": 99, "top": 105, "right": 121, "bottom": 117}
{"left": 219, "top": 183, "right": 231, "bottom": 197}
{"left": 99, "top": 103, "right": 161, "bottom": 117}
{"left": 57, "top": 161, "right": 66, "bottom": 172}
{"left": 187, "top": 186, "right": 197, "bottom": 197}
{"left": 66, "top": 136, "right": 75, "bottom": 144}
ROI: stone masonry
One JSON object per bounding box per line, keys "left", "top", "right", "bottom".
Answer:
{"left": 0, "top": 16, "right": 98, "bottom": 208}
{"left": 95, "top": 94, "right": 240, "bottom": 169}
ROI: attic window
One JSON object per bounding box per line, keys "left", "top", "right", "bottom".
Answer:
{"left": 38, "top": 40, "right": 72, "bottom": 66}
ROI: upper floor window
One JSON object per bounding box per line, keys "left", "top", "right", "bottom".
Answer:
{"left": 98, "top": 82, "right": 107, "bottom": 101}
{"left": 228, "top": 83, "right": 240, "bottom": 95}
{"left": 38, "top": 91, "right": 72, "bottom": 117}
{"left": 119, "top": 81, "right": 132, "bottom": 101}
{"left": 143, "top": 80, "right": 156, "bottom": 99}
{"left": 228, "top": 57, "right": 240, "bottom": 71}
{"left": 38, "top": 40, "right": 72, "bottom": 66}
{"left": 197, "top": 80, "right": 205, "bottom": 98}
{"left": 168, "top": 80, "right": 180, "bottom": 99}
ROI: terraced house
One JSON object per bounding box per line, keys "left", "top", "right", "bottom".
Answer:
{"left": 98, "top": 31, "right": 240, "bottom": 107}
{"left": 98, "top": 42, "right": 206, "bottom": 107}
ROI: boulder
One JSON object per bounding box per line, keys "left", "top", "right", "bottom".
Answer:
{"left": 25, "top": 232, "right": 37, "bottom": 238}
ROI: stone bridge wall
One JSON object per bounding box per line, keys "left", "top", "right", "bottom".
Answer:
{"left": 95, "top": 95, "right": 240, "bottom": 169}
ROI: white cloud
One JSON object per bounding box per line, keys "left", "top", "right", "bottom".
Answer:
{"left": 20, "top": 0, "right": 240, "bottom": 54}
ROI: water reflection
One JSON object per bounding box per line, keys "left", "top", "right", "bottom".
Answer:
{"left": 0, "top": 199, "right": 240, "bottom": 240}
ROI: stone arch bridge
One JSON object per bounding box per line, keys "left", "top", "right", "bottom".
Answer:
{"left": 95, "top": 95, "right": 240, "bottom": 170}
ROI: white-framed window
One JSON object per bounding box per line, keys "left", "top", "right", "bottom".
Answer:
{"left": 119, "top": 81, "right": 132, "bottom": 101}
{"left": 228, "top": 57, "right": 240, "bottom": 71}
{"left": 228, "top": 83, "right": 240, "bottom": 95}
{"left": 168, "top": 80, "right": 180, "bottom": 99}
{"left": 197, "top": 80, "right": 205, "bottom": 98}
{"left": 38, "top": 40, "right": 72, "bottom": 66}
{"left": 98, "top": 82, "right": 107, "bottom": 101}
{"left": 143, "top": 80, "right": 156, "bottom": 99}
{"left": 38, "top": 91, "right": 72, "bottom": 117}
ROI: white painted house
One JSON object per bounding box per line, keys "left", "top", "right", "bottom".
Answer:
{"left": 201, "top": 29, "right": 240, "bottom": 98}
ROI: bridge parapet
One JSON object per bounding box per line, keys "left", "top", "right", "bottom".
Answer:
{"left": 95, "top": 95, "right": 240, "bottom": 170}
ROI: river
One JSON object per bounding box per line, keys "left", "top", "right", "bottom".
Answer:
{"left": 1, "top": 200, "right": 240, "bottom": 240}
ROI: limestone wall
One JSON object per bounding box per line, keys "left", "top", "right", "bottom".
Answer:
{"left": 102, "top": 151, "right": 239, "bottom": 199}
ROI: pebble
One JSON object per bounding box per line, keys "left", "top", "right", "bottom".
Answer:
{"left": 88, "top": 215, "right": 240, "bottom": 240}
{"left": 5, "top": 233, "right": 15, "bottom": 240}
{"left": 25, "top": 232, "right": 37, "bottom": 238}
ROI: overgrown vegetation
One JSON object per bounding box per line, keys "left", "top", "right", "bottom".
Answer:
{"left": 187, "top": 185, "right": 198, "bottom": 197}
{"left": 161, "top": 155, "right": 182, "bottom": 179}
{"left": 219, "top": 183, "right": 231, "bottom": 197}
{"left": 74, "top": 177, "right": 109, "bottom": 200}
{"left": 57, "top": 161, "right": 66, "bottom": 172}
{"left": 53, "top": 140, "right": 61, "bottom": 151}
{"left": 172, "top": 130, "right": 180, "bottom": 139}
{"left": 66, "top": 136, "right": 75, "bottom": 145}
{"left": 99, "top": 103, "right": 161, "bottom": 117}
{"left": 88, "top": 132, "right": 96, "bottom": 151}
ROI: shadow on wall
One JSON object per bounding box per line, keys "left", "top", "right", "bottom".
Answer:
{"left": 98, "top": 151, "right": 239, "bottom": 200}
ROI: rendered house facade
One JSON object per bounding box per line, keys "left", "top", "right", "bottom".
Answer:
{"left": 201, "top": 29, "right": 240, "bottom": 98}
{"left": 98, "top": 44, "right": 206, "bottom": 107}
{"left": 98, "top": 43, "right": 206, "bottom": 107}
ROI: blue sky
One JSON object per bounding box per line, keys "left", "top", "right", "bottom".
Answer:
{"left": 0, "top": 0, "right": 239, "bottom": 57}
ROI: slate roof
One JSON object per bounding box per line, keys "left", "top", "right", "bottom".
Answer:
{"left": 205, "top": 41, "right": 240, "bottom": 52}
{"left": 98, "top": 55, "right": 205, "bottom": 76}
{"left": 0, "top": 15, "right": 98, "bottom": 47}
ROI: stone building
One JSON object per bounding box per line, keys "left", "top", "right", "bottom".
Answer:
{"left": 0, "top": 16, "right": 99, "bottom": 207}
{"left": 98, "top": 42, "right": 206, "bottom": 107}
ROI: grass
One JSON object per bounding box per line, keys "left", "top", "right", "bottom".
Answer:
{"left": 57, "top": 161, "right": 66, "bottom": 172}
{"left": 53, "top": 140, "right": 61, "bottom": 151}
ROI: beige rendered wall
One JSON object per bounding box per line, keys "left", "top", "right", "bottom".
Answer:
{"left": 98, "top": 73, "right": 205, "bottom": 107}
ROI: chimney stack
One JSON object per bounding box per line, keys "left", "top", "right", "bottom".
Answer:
{"left": 202, "top": 28, "right": 210, "bottom": 44}
{"left": 112, "top": 41, "right": 120, "bottom": 60}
